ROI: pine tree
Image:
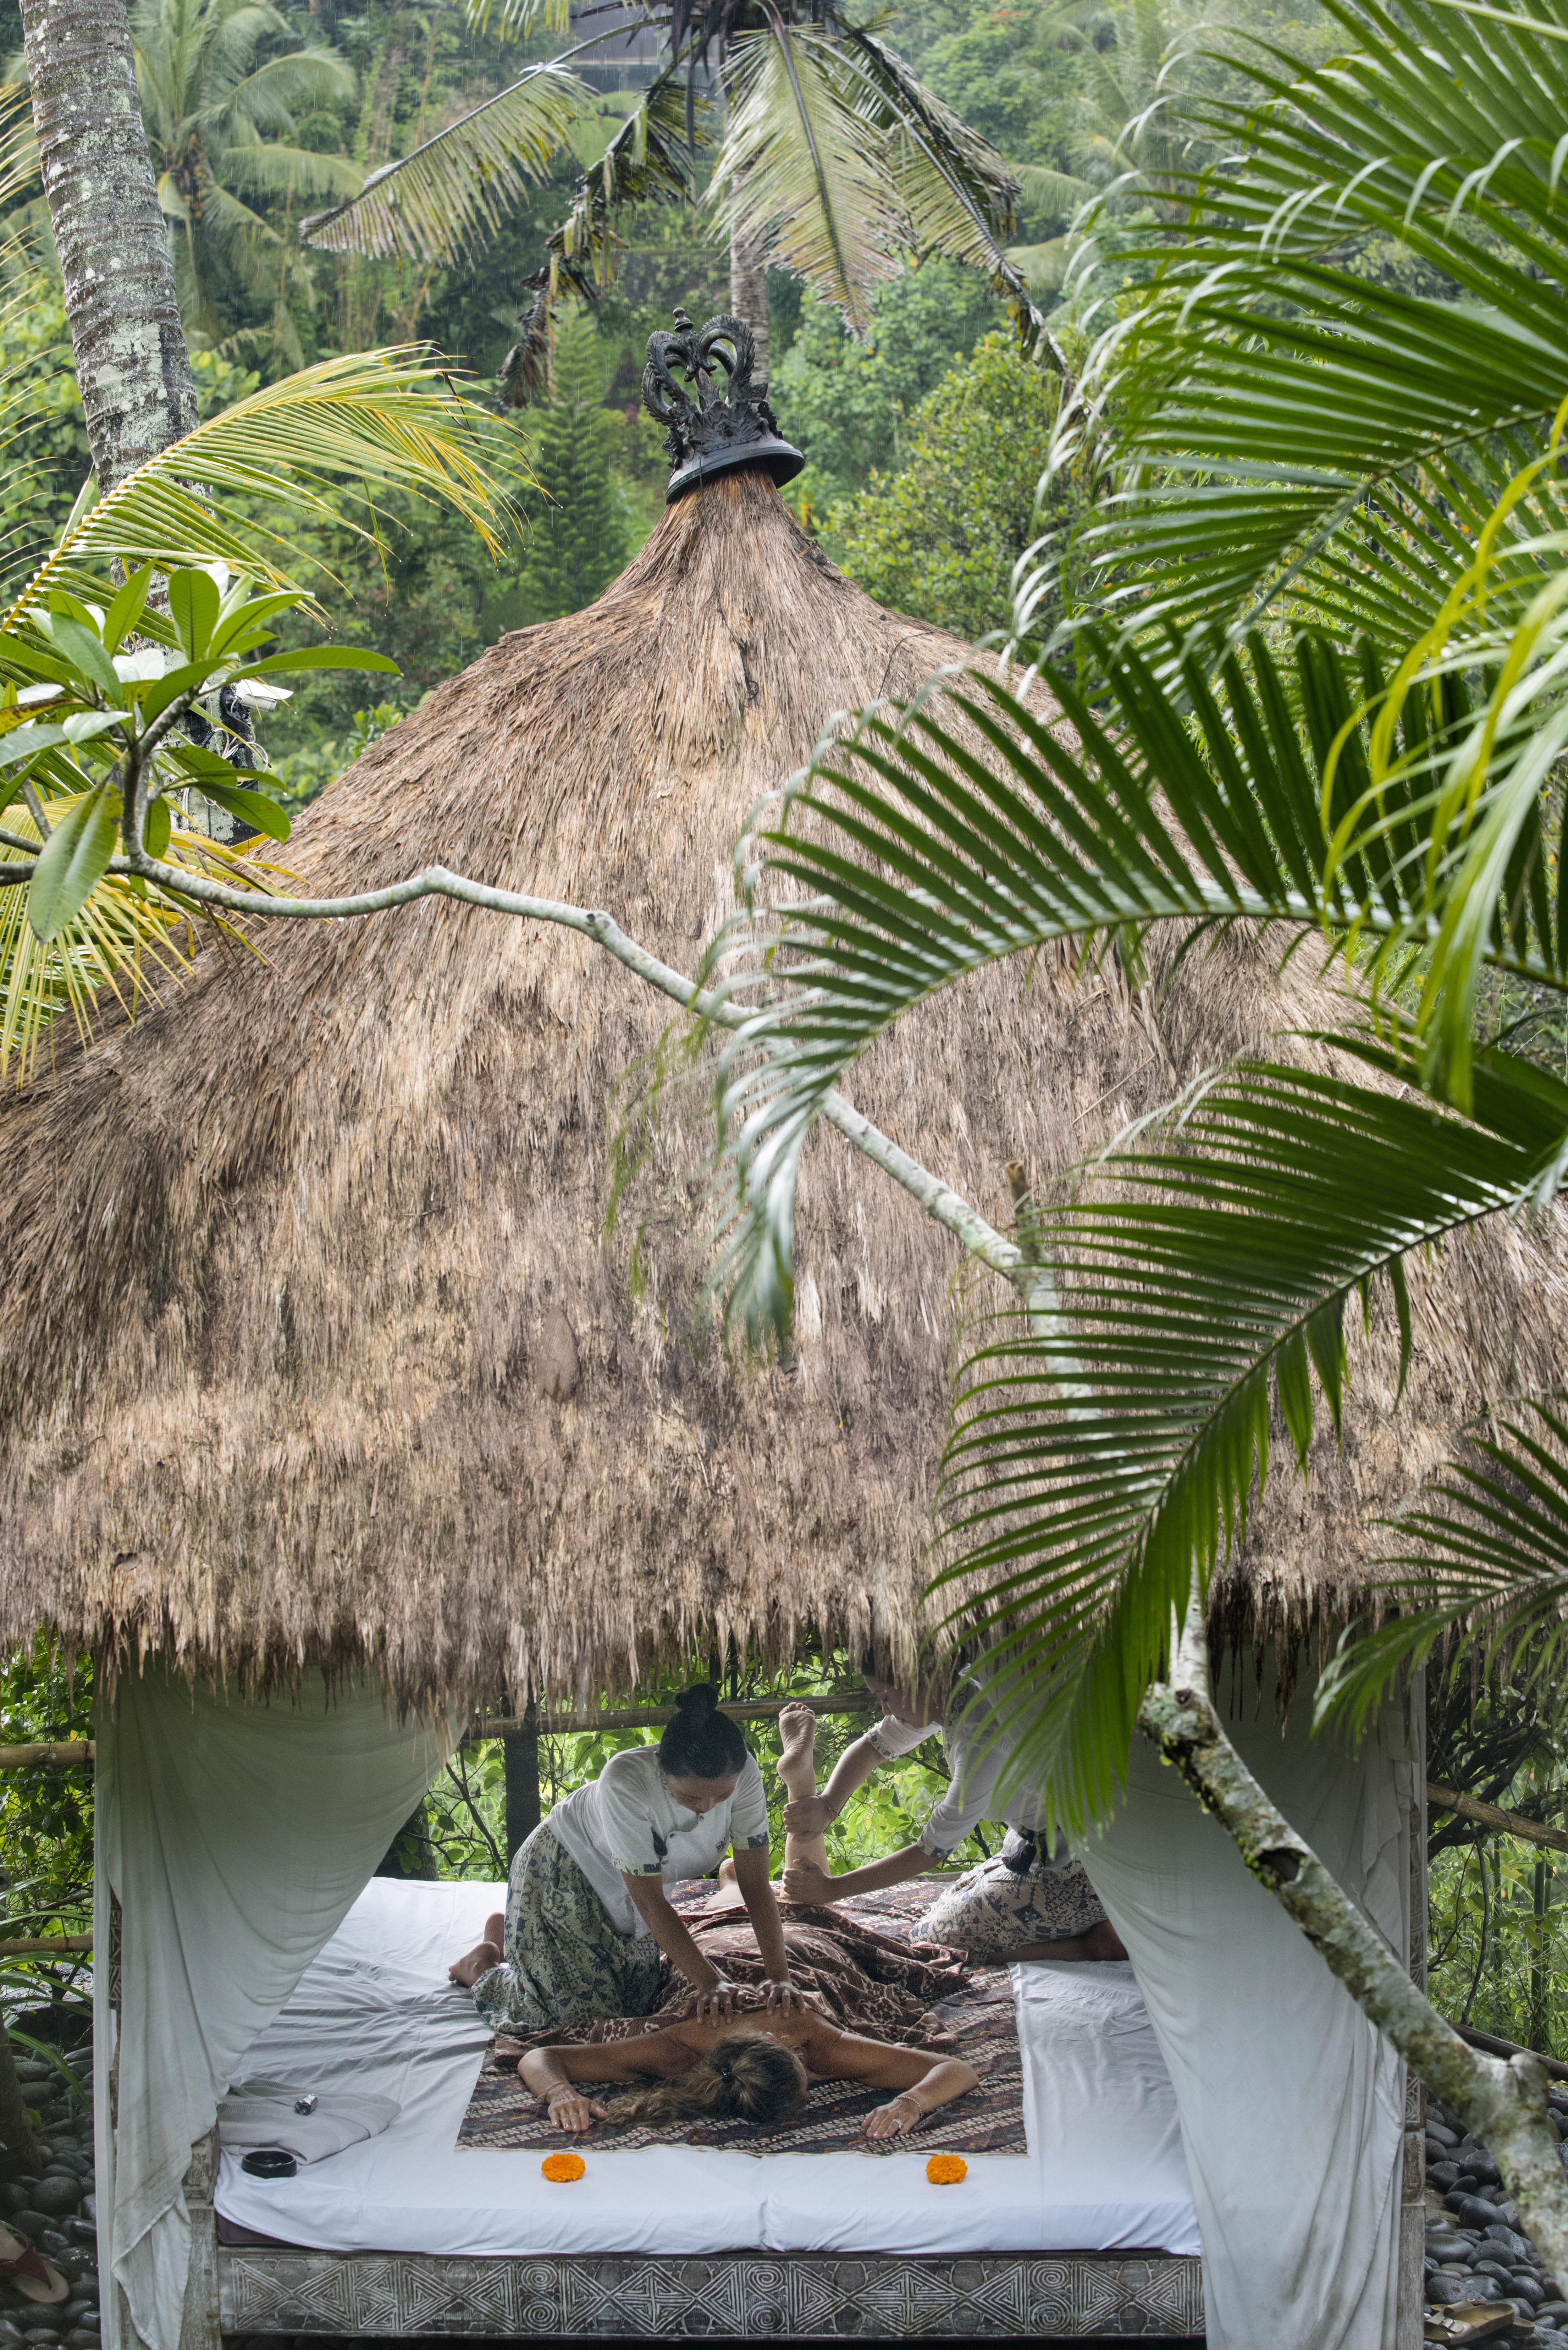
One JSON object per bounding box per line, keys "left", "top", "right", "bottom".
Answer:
{"left": 520, "top": 316, "right": 629, "bottom": 623}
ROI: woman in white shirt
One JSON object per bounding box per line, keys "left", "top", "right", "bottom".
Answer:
{"left": 778, "top": 1668, "right": 1125, "bottom": 1964}
{"left": 451, "top": 1684, "right": 797, "bottom": 2031}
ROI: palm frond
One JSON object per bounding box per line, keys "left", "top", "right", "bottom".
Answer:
{"left": 707, "top": 621, "right": 1448, "bottom": 1339}
{"left": 463, "top": 0, "right": 571, "bottom": 42}
{"left": 938, "top": 1049, "right": 1568, "bottom": 1826}
{"left": 300, "top": 62, "right": 591, "bottom": 264}
{"left": 1012, "top": 161, "right": 1094, "bottom": 214}
{"left": 500, "top": 69, "right": 707, "bottom": 404}
{"left": 709, "top": 24, "right": 901, "bottom": 335}
{"left": 1052, "top": 0, "right": 1568, "bottom": 646}
{"left": 1317, "top": 1401, "right": 1568, "bottom": 1740}
{"left": 0, "top": 349, "right": 523, "bottom": 629}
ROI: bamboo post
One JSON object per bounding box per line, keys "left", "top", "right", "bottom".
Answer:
{"left": 0, "top": 1935, "right": 92, "bottom": 1957}
{"left": 0, "top": 1744, "right": 94, "bottom": 1767}
{"left": 464, "top": 1690, "right": 874, "bottom": 1742}
{"left": 503, "top": 1701, "right": 541, "bottom": 1864}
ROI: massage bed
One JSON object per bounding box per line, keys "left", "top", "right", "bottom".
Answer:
{"left": 213, "top": 1877, "right": 1205, "bottom": 2338}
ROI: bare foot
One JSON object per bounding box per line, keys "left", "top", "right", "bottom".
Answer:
{"left": 775, "top": 1704, "right": 818, "bottom": 1798}
{"left": 708, "top": 1854, "right": 740, "bottom": 1904}
{"left": 449, "top": 1912, "right": 506, "bottom": 1985}
{"left": 777, "top": 1705, "right": 830, "bottom": 1878}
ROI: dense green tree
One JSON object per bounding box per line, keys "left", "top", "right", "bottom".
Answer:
{"left": 518, "top": 312, "right": 630, "bottom": 621}
{"left": 770, "top": 257, "right": 998, "bottom": 514}
{"left": 823, "top": 330, "right": 1077, "bottom": 642}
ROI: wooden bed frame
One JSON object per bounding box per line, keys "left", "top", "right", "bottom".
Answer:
{"left": 215, "top": 2244, "right": 1207, "bottom": 2338}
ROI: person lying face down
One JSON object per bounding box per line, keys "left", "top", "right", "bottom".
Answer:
{"left": 518, "top": 2010, "right": 981, "bottom": 2142}
{"left": 775, "top": 1679, "right": 1127, "bottom": 1966}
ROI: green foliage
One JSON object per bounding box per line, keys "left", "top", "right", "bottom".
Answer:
{"left": 132, "top": 0, "right": 361, "bottom": 352}
{"left": 419, "top": 1648, "right": 1003, "bottom": 1882}
{"left": 0, "top": 1644, "right": 91, "bottom": 1935}
{"left": 823, "top": 330, "right": 1082, "bottom": 644}
{"left": 771, "top": 258, "right": 999, "bottom": 514}
{"left": 518, "top": 314, "right": 631, "bottom": 622}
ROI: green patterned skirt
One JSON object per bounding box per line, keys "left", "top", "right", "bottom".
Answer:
{"left": 471, "top": 1823, "right": 664, "bottom": 2034}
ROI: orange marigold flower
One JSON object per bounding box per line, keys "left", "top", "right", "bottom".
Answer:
{"left": 541, "top": 2152, "right": 586, "bottom": 2183}
{"left": 926, "top": 2155, "right": 968, "bottom": 2185}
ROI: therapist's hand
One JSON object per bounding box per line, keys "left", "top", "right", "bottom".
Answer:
{"left": 782, "top": 1859, "right": 835, "bottom": 1906}
{"left": 782, "top": 1795, "right": 834, "bottom": 1837}
{"left": 546, "top": 2089, "right": 607, "bottom": 2134}
{"left": 763, "top": 1976, "right": 802, "bottom": 2012}
{"left": 694, "top": 1976, "right": 740, "bottom": 2023}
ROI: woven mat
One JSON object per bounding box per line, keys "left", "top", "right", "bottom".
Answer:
{"left": 456, "top": 1880, "right": 1026, "bottom": 2159}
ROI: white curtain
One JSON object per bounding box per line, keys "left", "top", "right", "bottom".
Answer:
{"left": 1084, "top": 1666, "right": 1417, "bottom": 2350}
{"left": 93, "top": 1668, "right": 451, "bottom": 2350}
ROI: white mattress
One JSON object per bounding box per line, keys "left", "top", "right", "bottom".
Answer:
{"left": 215, "top": 1876, "right": 1201, "bottom": 2260}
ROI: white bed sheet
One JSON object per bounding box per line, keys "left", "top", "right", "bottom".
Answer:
{"left": 215, "top": 1877, "right": 1200, "bottom": 2261}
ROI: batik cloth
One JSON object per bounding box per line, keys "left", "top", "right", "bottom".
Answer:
{"left": 922, "top": 1848, "right": 1106, "bottom": 1962}
{"left": 471, "top": 1823, "right": 663, "bottom": 2034}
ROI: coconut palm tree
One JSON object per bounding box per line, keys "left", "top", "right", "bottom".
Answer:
{"left": 298, "top": 0, "right": 1049, "bottom": 398}
{"left": 132, "top": 0, "right": 361, "bottom": 347}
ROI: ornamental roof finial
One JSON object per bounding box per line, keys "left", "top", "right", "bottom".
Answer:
{"left": 641, "top": 308, "right": 805, "bottom": 504}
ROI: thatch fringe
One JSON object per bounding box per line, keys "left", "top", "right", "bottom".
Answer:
{"left": 1, "top": 471, "right": 1563, "bottom": 1709}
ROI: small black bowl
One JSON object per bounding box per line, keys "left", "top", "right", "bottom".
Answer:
{"left": 239, "top": 2151, "right": 296, "bottom": 2181}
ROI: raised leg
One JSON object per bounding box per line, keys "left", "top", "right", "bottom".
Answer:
{"left": 449, "top": 1910, "right": 505, "bottom": 1985}
{"left": 778, "top": 1704, "right": 829, "bottom": 1877}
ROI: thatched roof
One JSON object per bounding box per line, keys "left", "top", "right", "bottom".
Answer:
{"left": 1, "top": 468, "right": 1564, "bottom": 1708}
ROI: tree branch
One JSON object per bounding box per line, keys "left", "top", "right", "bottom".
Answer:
{"left": 1429, "top": 1782, "right": 1568, "bottom": 1855}
{"left": 1139, "top": 1669, "right": 1568, "bottom": 2275}
{"left": 119, "top": 812, "right": 1029, "bottom": 1287}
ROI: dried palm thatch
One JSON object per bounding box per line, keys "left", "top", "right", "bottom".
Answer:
{"left": 0, "top": 468, "right": 1563, "bottom": 1709}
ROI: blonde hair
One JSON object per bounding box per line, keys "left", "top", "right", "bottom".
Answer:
{"left": 607, "top": 2030, "right": 807, "bottom": 2133}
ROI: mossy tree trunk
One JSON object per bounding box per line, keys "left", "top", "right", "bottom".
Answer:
{"left": 18, "top": 0, "right": 199, "bottom": 490}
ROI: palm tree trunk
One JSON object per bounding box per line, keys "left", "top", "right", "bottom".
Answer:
{"left": 729, "top": 226, "right": 770, "bottom": 388}
{"left": 18, "top": 0, "right": 198, "bottom": 490}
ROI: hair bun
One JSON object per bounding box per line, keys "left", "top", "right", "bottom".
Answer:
{"left": 676, "top": 1682, "right": 719, "bottom": 1717}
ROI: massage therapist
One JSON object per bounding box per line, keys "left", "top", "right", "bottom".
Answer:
{"left": 450, "top": 1683, "right": 798, "bottom": 2030}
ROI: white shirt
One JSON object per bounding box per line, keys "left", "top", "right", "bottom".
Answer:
{"left": 547, "top": 1745, "right": 771, "bottom": 1936}
{"left": 867, "top": 1677, "right": 1071, "bottom": 1865}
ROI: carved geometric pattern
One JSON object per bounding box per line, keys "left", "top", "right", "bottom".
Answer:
{"left": 219, "top": 2247, "right": 1205, "bottom": 2338}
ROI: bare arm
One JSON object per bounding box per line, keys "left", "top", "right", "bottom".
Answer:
{"left": 809, "top": 2026, "right": 981, "bottom": 2140}
{"left": 519, "top": 2029, "right": 692, "bottom": 2131}
{"left": 623, "top": 1874, "right": 738, "bottom": 2017}
{"left": 782, "top": 1733, "right": 887, "bottom": 1840}
{"left": 781, "top": 1841, "right": 930, "bottom": 1905}
{"left": 730, "top": 1843, "right": 799, "bottom": 2006}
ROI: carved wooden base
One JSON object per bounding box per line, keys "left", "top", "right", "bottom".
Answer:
{"left": 219, "top": 2246, "right": 1205, "bottom": 2338}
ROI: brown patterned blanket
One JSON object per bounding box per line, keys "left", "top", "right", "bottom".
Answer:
{"left": 457, "top": 1881, "right": 1027, "bottom": 2159}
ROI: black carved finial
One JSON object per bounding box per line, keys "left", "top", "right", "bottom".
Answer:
{"left": 641, "top": 308, "right": 805, "bottom": 504}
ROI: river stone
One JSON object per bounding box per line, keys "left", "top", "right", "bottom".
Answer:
{"left": 30, "top": 2185, "right": 77, "bottom": 2221}
{"left": 1488, "top": 2228, "right": 1535, "bottom": 2263}
{"left": 1432, "top": 2163, "right": 1463, "bottom": 2190}
{"left": 1430, "top": 2121, "right": 1461, "bottom": 2147}
{"left": 1515, "top": 2278, "right": 1548, "bottom": 2308}
{"left": 1430, "top": 2235, "right": 1475, "bottom": 2260}
{"left": 1429, "top": 2274, "right": 1477, "bottom": 2305}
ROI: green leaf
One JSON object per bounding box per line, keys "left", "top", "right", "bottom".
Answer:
{"left": 0, "top": 723, "right": 68, "bottom": 768}
{"left": 237, "top": 647, "right": 400, "bottom": 678}
{"left": 102, "top": 568, "right": 154, "bottom": 656}
{"left": 167, "top": 570, "right": 221, "bottom": 666}
{"left": 194, "top": 782, "right": 290, "bottom": 842}
{"left": 48, "top": 618, "right": 121, "bottom": 702}
{"left": 27, "top": 786, "right": 122, "bottom": 943}
{"left": 143, "top": 796, "right": 171, "bottom": 859}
